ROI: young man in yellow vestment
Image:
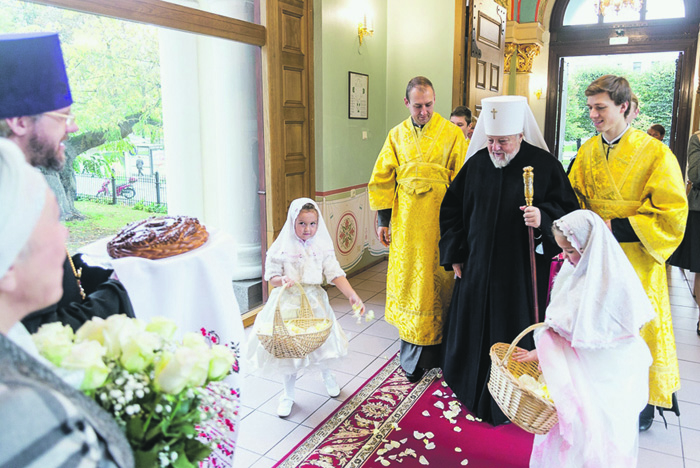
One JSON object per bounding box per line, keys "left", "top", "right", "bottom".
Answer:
{"left": 568, "top": 75, "right": 688, "bottom": 432}
{"left": 368, "top": 76, "right": 467, "bottom": 382}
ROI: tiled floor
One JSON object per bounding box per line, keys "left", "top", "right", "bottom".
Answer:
{"left": 233, "top": 261, "right": 700, "bottom": 468}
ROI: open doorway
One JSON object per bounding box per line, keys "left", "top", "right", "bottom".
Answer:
{"left": 556, "top": 51, "right": 680, "bottom": 167}
{"left": 545, "top": 0, "right": 698, "bottom": 170}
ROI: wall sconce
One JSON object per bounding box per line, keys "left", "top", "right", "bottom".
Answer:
{"left": 534, "top": 88, "right": 543, "bottom": 100}
{"left": 358, "top": 14, "right": 374, "bottom": 46}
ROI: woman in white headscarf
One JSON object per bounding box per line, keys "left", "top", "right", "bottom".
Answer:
{"left": 246, "top": 198, "right": 365, "bottom": 417}
{"left": 0, "top": 138, "right": 134, "bottom": 467}
{"left": 513, "top": 210, "right": 654, "bottom": 468}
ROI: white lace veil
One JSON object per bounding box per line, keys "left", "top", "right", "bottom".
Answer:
{"left": 265, "top": 197, "right": 336, "bottom": 263}
{"left": 545, "top": 210, "right": 655, "bottom": 348}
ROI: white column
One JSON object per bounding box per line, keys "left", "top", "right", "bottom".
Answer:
{"left": 159, "top": 0, "right": 262, "bottom": 281}
{"left": 159, "top": 26, "right": 204, "bottom": 219}
{"left": 199, "top": 0, "right": 262, "bottom": 280}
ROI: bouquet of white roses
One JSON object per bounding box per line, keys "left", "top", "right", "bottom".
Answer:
{"left": 31, "top": 315, "right": 238, "bottom": 468}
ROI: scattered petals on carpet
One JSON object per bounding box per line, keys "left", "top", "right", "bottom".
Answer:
{"left": 273, "top": 354, "right": 533, "bottom": 468}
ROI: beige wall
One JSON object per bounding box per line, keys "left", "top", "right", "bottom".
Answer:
{"left": 385, "top": 0, "right": 456, "bottom": 128}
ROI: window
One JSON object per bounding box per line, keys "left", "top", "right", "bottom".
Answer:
{"left": 2, "top": 0, "right": 265, "bottom": 294}
{"left": 563, "top": 0, "right": 685, "bottom": 26}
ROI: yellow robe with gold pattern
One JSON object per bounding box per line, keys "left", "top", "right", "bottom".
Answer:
{"left": 569, "top": 128, "right": 688, "bottom": 408}
{"left": 368, "top": 113, "right": 467, "bottom": 345}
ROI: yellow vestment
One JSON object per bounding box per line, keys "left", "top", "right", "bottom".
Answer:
{"left": 569, "top": 128, "right": 688, "bottom": 408}
{"left": 368, "top": 113, "right": 466, "bottom": 345}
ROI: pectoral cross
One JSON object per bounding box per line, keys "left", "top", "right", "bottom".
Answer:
{"left": 491, "top": 108, "right": 498, "bottom": 119}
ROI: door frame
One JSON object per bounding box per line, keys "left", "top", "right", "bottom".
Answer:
{"left": 545, "top": 0, "right": 699, "bottom": 170}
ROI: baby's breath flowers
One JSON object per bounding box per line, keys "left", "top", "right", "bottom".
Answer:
{"left": 32, "top": 315, "right": 238, "bottom": 468}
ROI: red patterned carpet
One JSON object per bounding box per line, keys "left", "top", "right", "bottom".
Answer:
{"left": 274, "top": 354, "right": 533, "bottom": 467}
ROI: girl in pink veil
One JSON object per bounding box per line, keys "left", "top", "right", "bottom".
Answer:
{"left": 514, "top": 210, "right": 654, "bottom": 467}
{"left": 246, "top": 198, "right": 364, "bottom": 417}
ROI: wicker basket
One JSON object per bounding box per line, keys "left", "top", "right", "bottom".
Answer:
{"left": 257, "top": 282, "right": 332, "bottom": 359}
{"left": 487, "top": 322, "right": 558, "bottom": 434}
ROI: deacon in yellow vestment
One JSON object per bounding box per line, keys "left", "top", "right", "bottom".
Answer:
{"left": 368, "top": 112, "right": 466, "bottom": 350}
{"left": 569, "top": 128, "right": 688, "bottom": 408}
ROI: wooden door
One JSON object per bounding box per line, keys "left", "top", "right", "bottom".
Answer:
{"left": 262, "top": 0, "right": 315, "bottom": 245}
{"left": 465, "top": 0, "right": 507, "bottom": 115}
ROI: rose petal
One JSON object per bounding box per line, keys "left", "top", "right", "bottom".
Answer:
{"left": 454, "top": 427, "right": 462, "bottom": 432}
{"left": 461, "top": 460, "right": 469, "bottom": 465}
{"left": 414, "top": 431, "right": 425, "bottom": 439}
{"left": 422, "top": 410, "right": 430, "bottom": 417}
{"left": 419, "top": 455, "right": 429, "bottom": 465}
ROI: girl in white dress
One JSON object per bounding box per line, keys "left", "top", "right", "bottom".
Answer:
{"left": 246, "top": 198, "right": 364, "bottom": 417}
{"left": 513, "top": 210, "right": 654, "bottom": 468}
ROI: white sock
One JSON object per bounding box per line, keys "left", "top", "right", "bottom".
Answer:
{"left": 282, "top": 373, "right": 297, "bottom": 401}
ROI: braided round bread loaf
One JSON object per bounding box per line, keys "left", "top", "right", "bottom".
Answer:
{"left": 107, "top": 216, "right": 209, "bottom": 260}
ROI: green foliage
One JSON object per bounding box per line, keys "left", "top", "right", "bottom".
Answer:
{"left": 74, "top": 151, "right": 122, "bottom": 177}
{"left": 564, "top": 61, "right": 676, "bottom": 145}
{"left": 0, "top": 1, "right": 163, "bottom": 148}
{"left": 133, "top": 201, "right": 168, "bottom": 214}
{"left": 65, "top": 201, "right": 154, "bottom": 253}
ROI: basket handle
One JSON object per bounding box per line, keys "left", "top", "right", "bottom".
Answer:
{"left": 271, "top": 283, "right": 292, "bottom": 338}
{"left": 271, "top": 282, "right": 314, "bottom": 333}
{"left": 290, "top": 282, "right": 314, "bottom": 319}
{"left": 501, "top": 322, "right": 546, "bottom": 368}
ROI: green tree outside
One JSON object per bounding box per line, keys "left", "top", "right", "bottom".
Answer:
{"left": 564, "top": 61, "right": 676, "bottom": 146}
{"left": 1, "top": 1, "right": 163, "bottom": 217}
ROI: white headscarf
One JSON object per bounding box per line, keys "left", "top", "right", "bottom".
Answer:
{"left": 265, "top": 197, "right": 335, "bottom": 265}
{"left": 0, "top": 138, "right": 48, "bottom": 278}
{"left": 544, "top": 210, "right": 655, "bottom": 348}
{"left": 465, "top": 95, "right": 549, "bottom": 162}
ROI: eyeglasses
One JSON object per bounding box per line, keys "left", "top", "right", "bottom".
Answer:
{"left": 43, "top": 111, "right": 77, "bottom": 126}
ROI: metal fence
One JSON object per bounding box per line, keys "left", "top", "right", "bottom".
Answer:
{"left": 75, "top": 172, "right": 167, "bottom": 210}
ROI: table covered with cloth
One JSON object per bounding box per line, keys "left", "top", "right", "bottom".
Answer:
{"left": 80, "top": 229, "right": 244, "bottom": 467}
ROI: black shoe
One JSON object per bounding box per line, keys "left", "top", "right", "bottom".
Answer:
{"left": 639, "top": 404, "right": 654, "bottom": 432}
{"left": 697, "top": 320, "right": 700, "bottom": 337}
{"left": 405, "top": 367, "right": 425, "bottom": 383}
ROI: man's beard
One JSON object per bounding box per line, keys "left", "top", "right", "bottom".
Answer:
{"left": 27, "top": 132, "right": 65, "bottom": 171}
{"left": 489, "top": 151, "right": 517, "bottom": 168}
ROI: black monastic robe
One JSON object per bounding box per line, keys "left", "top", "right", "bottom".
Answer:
{"left": 439, "top": 141, "right": 579, "bottom": 425}
{"left": 22, "top": 254, "right": 135, "bottom": 333}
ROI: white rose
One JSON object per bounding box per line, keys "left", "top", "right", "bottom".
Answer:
{"left": 102, "top": 315, "right": 145, "bottom": 358}
{"left": 181, "top": 332, "right": 207, "bottom": 350}
{"left": 61, "top": 340, "right": 110, "bottom": 390}
{"left": 207, "top": 344, "right": 235, "bottom": 381}
{"left": 119, "top": 331, "right": 162, "bottom": 373}
{"left": 32, "top": 322, "right": 75, "bottom": 366}
{"left": 75, "top": 317, "right": 107, "bottom": 345}
{"left": 145, "top": 317, "right": 178, "bottom": 341}
{"left": 154, "top": 346, "right": 211, "bottom": 394}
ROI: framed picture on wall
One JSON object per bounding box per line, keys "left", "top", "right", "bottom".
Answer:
{"left": 349, "top": 72, "right": 369, "bottom": 119}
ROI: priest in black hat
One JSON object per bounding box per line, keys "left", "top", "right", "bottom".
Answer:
{"left": 0, "top": 32, "right": 134, "bottom": 333}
